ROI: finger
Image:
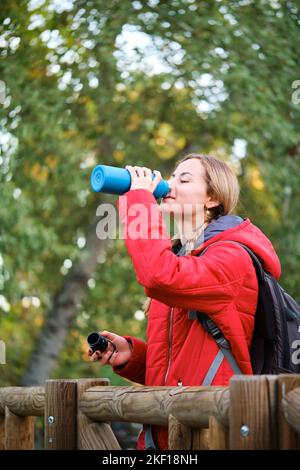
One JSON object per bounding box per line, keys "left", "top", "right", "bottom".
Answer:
{"left": 133, "top": 166, "right": 150, "bottom": 179}
{"left": 152, "top": 170, "right": 162, "bottom": 179}
{"left": 101, "top": 330, "right": 118, "bottom": 342}
{"left": 107, "top": 350, "right": 119, "bottom": 366}
{"left": 142, "top": 167, "right": 152, "bottom": 178}
{"left": 88, "top": 348, "right": 93, "bottom": 356}
{"left": 90, "top": 351, "right": 102, "bottom": 362}
{"left": 133, "top": 166, "right": 144, "bottom": 178}
{"left": 126, "top": 165, "right": 138, "bottom": 182}
{"left": 97, "top": 348, "right": 114, "bottom": 366}
{"left": 150, "top": 170, "right": 162, "bottom": 190}
{"left": 125, "top": 165, "right": 133, "bottom": 174}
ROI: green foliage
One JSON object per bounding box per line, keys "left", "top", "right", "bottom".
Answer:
{"left": 0, "top": 0, "right": 299, "bottom": 385}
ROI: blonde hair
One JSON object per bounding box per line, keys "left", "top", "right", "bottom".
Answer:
{"left": 143, "top": 153, "right": 240, "bottom": 315}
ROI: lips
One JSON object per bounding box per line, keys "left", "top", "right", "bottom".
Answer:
{"left": 163, "top": 196, "right": 175, "bottom": 201}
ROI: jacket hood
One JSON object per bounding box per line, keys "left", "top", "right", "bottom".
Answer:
{"left": 178, "top": 214, "right": 281, "bottom": 280}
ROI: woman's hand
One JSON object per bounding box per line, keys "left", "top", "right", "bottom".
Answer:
{"left": 125, "top": 165, "right": 162, "bottom": 193}
{"left": 88, "top": 330, "right": 133, "bottom": 367}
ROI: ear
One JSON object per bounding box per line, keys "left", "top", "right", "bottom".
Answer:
{"left": 205, "top": 197, "right": 220, "bottom": 209}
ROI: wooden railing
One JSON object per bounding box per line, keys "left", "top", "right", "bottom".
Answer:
{"left": 0, "top": 375, "right": 300, "bottom": 450}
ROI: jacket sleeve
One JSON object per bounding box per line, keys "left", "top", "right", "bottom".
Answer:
{"left": 112, "top": 336, "right": 147, "bottom": 385}
{"left": 118, "top": 189, "right": 251, "bottom": 314}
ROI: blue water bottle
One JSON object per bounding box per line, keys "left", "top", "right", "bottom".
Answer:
{"left": 90, "top": 165, "right": 170, "bottom": 199}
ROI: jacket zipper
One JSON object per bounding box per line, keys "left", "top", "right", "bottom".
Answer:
{"left": 163, "top": 307, "right": 174, "bottom": 384}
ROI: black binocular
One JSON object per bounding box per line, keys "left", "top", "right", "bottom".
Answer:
{"left": 87, "top": 331, "right": 116, "bottom": 354}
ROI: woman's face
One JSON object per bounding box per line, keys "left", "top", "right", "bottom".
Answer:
{"left": 160, "top": 158, "right": 218, "bottom": 219}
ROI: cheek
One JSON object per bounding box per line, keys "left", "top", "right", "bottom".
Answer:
{"left": 177, "top": 186, "right": 205, "bottom": 204}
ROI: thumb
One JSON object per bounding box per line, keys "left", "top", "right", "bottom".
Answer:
{"left": 101, "top": 330, "right": 118, "bottom": 342}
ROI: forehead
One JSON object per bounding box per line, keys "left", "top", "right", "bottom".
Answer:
{"left": 174, "top": 158, "right": 205, "bottom": 177}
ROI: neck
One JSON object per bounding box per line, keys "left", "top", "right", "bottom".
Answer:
{"left": 175, "top": 216, "right": 208, "bottom": 246}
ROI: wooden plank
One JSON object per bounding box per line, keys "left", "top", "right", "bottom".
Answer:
{"left": 191, "top": 428, "right": 209, "bottom": 450}
{"left": 278, "top": 375, "right": 300, "bottom": 449}
{"left": 213, "top": 387, "right": 230, "bottom": 427}
{"left": 45, "top": 380, "right": 77, "bottom": 450}
{"left": 281, "top": 387, "right": 300, "bottom": 435}
{"left": 0, "top": 414, "right": 4, "bottom": 450}
{"left": 267, "top": 375, "right": 278, "bottom": 449}
{"left": 209, "top": 415, "right": 228, "bottom": 450}
{"left": 5, "top": 406, "right": 35, "bottom": 450}
{"left": 77, "top": 378, "right": 121, "bottom": 450}
{"left": 0, "top": 387, "right": 44, "bottom": 416}
{"left": 168, "top": 414, "right": 192, "bottom": 450}
{"left": 229, "top": 375, "right": 277, "bottom": 450}
{"left": 80, "top": 385, "right": 227, "bottom": 427}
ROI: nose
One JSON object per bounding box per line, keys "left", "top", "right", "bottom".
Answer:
{"left": 166, "top": 180, "right": 175, "bottom": 197}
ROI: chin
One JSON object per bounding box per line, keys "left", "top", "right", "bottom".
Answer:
{"left": 160, "top": 200, "right": 180, "bottom": 216}
{"left": 159, "top": 202, "right": 172, "bottom": 214}
{"left": 159, "top": 201, "right": 173, "bottom": 214}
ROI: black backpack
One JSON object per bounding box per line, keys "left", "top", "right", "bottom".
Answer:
{"left": 190, "top": 241, "right": 300, "bottom": 380}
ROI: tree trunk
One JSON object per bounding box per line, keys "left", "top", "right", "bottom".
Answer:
{"left": 21, "top": 214, "right": 108, "bottom": 386}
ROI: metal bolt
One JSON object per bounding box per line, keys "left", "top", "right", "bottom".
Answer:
{"left": 48, "top": 415, "right": 55, "bottom": 424}
{"left": 240, "top": 425, "right": 250, "bottom": 437}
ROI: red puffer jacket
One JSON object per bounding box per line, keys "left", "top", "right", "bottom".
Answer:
{"left": 113, "top": 189, "right": 281, "bottom": 450}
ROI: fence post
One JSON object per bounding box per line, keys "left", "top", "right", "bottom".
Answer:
{"left": 5, "top": 406, "right": 35, "bottom": 450}
{"left": 45, "top": 379, "right": 77, "bottom": 450}
{"left": 229, "top": 375, "right": 278, "bottom": 449}
{"left": 168, "top": 414, "right": 192, "bottom": 450}
{"left": 77, "top": 378, "right": 121, "bottom": 450}
{"left": 277, "top": 374, "right": 300, "bottom": 449}
{"left": 281, "top": 388, "right": 300, "bottom": 436}
{"left": 209, "top": 415, "right": 228, "bottom": 450}
{"left": 0, "top": 415, "right": 4, "bottom": 450}
{"left": 191, "top": 428, "right": 210, "bottom": 450}
{"left": 209, "top": 387, "right": 230, "bottom": 450}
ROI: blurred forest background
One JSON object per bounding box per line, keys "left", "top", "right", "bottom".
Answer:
{"left": 0, "top": 0, "right": 300, "bottom": 399}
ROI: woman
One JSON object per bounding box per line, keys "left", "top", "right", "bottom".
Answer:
{"left": 88, "top": 154, "right": 281, "bottom": 450}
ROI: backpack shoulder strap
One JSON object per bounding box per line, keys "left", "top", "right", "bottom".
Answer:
{"left": 198, "top": 311, "right": 243, "bottom": 383}
{"left": 189, "top": 240, "right": 263, "bottom": 384}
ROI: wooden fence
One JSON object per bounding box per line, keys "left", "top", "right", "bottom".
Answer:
{"left": 0, "top": 375, "right": 299, "bottom": 450}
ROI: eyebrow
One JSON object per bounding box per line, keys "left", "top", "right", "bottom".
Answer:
{"left": 171, "top": 172, "right": 193, "bottom": 177}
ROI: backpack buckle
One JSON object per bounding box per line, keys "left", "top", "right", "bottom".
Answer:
{"left": 215, "top": 336, "right": 231, "bottom": 349}
{"left": 211, "top": 327, "right": 223, "bottom": 341}
{"left": 205, "top": 319, "right": 222, "bottom": 338}
{"left": 204, "top": 319, "right": 231, "bottom": 349}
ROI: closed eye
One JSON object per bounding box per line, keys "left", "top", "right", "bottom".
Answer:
{"left": 180, "top": 180, "right": 189, "bottom": 183}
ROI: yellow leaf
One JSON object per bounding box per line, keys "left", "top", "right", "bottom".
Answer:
{"left": 113, "top": 150, "right": 125, "bottom": 162}
{"left": 157, "top": 123, "right": 173, "bottom": 138}
{"left": 249, "top": 168, "right": 265, "bottom": 190}
{"left": 176, "top": 137, "right": 186, "bottom": 149}
{"left": 126, "top": 113, "right": 142, "bottom": 132}
{"left": 63, "top": 130, "right": 78, "bottom": 139}
{"left": 34, "top": 315, "right": 44, "bottom": 328}
{"left": 155, "top": 137, "right": 166, "bottom": 146}
{"left": 152, "top": 123, "right": 186, "bottom": 160}
{"left": 45, "top": 155, "right": 58, "bottom": 169}
{"left": 27, "top": 67, "right": 45, "bottom": 79}
{"left": 127, "top": 90, "right": 140, "bottom": 102}
{"left": 157, "top": 146, "right": 177, "bottom": 159}
{"left": 29, "top": 163, "right": 49, "bottom": 182}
